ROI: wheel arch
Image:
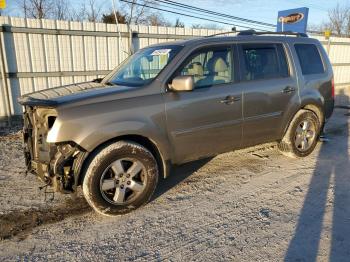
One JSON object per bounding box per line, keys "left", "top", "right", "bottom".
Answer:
{"left": 281, "top": 101, "right": 325, "bottom": 139}
{"left": 78, "top": 134, "right": 170, "bottom": 186}
{"left": 302, "top": 103, "right": 324, "bottom": 126}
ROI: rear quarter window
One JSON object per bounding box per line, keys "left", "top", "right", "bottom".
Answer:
{"left": 295, "top": 44, "right": 325, "bottom": 75}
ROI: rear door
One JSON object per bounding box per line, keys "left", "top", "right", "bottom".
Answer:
{"left": 238, "top": 43, "right": 299, "bottom": 147}
{"left": 164, "top": 45, "right": 244, "bottom": 163}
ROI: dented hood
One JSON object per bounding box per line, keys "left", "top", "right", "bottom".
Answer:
{"left": 18, "top": 81, "right": 135, "bottom": 107}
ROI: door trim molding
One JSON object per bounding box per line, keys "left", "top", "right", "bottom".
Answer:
{"left": 172, "top": 118, "right": 243, "bottom": 137}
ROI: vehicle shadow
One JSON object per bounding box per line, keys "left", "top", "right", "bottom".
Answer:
{"left": 285, "top": 92, "right": 350, "bottom": 261}
{"left": 152, "top": 157, "right": 213, "bottom": 201}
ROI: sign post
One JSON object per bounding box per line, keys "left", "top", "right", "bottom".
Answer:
{"left": 325, "top": 30, "right": 332, "bottom": 54}
{"left": 277, "top": 7, "right": 309, "bottom": 33}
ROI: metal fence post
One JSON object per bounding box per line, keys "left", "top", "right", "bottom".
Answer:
{"left": 0, "top": 25, "right": 12, "bottom": 126}
{"left": 132, "top": 31, "right": 140, "bottom": 53}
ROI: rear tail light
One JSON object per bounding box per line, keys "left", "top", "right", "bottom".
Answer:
{"left": 331, "top": 77, "right": 335, "bottom": 98}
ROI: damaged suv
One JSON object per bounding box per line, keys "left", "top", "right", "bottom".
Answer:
{"left": 19, "top": 31, "right": 334, "bottom": 216}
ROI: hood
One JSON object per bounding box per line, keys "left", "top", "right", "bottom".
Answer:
{"left": 18, "top": 82, "right": 136, "bottom": 107}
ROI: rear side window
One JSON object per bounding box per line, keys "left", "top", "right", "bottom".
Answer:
{"left": 295, "top": 44, "right": 325, "bottom": 75}
{"left": 241, "top": 44, "right": 289, "bottom": 81}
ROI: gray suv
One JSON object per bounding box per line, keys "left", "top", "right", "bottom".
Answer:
{"left": 19, "top": 31, "right": 334, "bottom": 216}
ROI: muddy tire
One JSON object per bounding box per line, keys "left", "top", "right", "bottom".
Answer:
{"left": 82, "top": 141, "right": 159, "bottom": 216}
{"left": 278, "top": 109, "right": 321, "bottom": 158}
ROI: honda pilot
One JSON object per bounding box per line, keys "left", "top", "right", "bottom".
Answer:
{"left": 19, "top": 31, "right": 334, "bottom": 216}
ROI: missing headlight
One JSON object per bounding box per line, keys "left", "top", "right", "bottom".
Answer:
{"left": 48, "top": 116, "right": 56, "bottom": 129}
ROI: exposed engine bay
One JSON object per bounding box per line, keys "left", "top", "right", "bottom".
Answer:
{"left": 23, "top": 106, "right": 88, "bottom": 193}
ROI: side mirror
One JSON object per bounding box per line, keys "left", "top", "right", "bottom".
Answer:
{"left": 169, "top": 75, "right": 194, "bottom": 92}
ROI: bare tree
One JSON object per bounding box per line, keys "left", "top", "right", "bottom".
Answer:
{"left": 17, "top": 0, "right": 54, "bottom": 19}
{"left": 146, "top": 13, "right": 171, "bottom": 26}
{"left": 85, "top": 0, "right": 103, "bottom": 22}
{"left": 52, "top": 0, "right": 70, "bottom": 20}
{"left": 328, "top": 3, "right": 349, "bottom": 35}
{"left": 307, "top": 22, "right": 331, "bottom": 34}
{"left": 346, "top": 14, "right": 350, "bottom": 36}
{"left": 121, "top": 0, "right": 156, "bottom": 25}
{"left": 174, "top": 18, "right": 184, "bottom": 28}
{"left": 70, "top": 4, "right": 87, "bottom": 22}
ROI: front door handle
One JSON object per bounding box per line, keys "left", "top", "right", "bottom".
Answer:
{"left": 282, "top": 86, "right": 296, "bottom": 94}
{"left": 220, "top": 95, "right": 241, "bottom": 105}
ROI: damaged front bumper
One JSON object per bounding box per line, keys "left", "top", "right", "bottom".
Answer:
{"left": 23, "top": 106, "right": 88, "bottom": 193}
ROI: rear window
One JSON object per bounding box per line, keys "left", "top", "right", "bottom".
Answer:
{"left": 241, "top": 44, "right": 289, "bottom": 81}
{"left": 295, "top": 44, "right": 325, "bottom": 75}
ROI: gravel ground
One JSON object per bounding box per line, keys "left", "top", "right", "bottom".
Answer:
{"left": 0, "top": 108, "right": 349, "bottom": 261}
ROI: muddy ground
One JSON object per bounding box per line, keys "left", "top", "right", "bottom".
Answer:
{"left": 0, "top": 108, "right": 349, "bottom": 261}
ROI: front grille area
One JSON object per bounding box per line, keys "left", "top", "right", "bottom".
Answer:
{"left": 23, "top": 107, "right": 34, "bottom": 171}
{"left": 22, "top": 106, "right": 55, "bottom": 181}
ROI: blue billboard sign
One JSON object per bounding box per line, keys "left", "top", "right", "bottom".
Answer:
{"left": 277, "top": 7, "right": 309, "bottom": 33}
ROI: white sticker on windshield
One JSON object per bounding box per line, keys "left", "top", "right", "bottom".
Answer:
{"left": 150, "top": 49, "right": 171, "bottom": 56}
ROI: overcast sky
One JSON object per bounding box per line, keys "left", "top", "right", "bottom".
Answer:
{"left": 3, "top": 0, "right": 350, "bottom": 29}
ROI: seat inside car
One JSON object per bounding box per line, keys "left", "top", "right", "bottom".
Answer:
{"left": 197, "top": 56, "right": 230, "bottom": 87}
{"left": 188, "top": 62, "right": 204, "bottom": 85}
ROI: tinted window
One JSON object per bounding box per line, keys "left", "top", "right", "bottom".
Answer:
{"left": 241, "top": 44, "right": 289, "bottom": 81}
{"left": 295, "top": 44, "right": 325, "bottom": 75}
{"left": 179, "top": 47, "right": 233, "bottom": 88}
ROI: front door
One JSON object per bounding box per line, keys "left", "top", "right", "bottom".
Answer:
{"left": 164, "top": 45, "right": 243, "bottom": 163}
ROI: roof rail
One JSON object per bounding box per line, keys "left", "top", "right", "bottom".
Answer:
{"left": 207, "top": 30, "right": 308, "bottom": 38}
{"left": 237, "top": 30, "right": 309, "bottom": 37}
{"left": 206, "top": 31, "right": 238, "bottom": 37}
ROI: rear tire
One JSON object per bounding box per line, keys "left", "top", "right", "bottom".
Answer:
{"left": 83, "top": 141, "right": 159, "bottom": 216}
{"left": 278, "top": 109, "right": 321, "bottom": 158}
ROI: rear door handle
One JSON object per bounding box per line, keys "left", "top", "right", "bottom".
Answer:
{"left": 282, "top": 86, "right": 296, "bottom": 94}
{"left": 220, "top": 95, "right": 241, "bottom": 105}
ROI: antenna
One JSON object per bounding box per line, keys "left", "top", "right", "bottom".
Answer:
{"left": 111, "top": 0, "right": 129, "bottom": 56}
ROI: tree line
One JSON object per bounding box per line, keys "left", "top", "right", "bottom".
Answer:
{"left": 11, "top": 0, "right": 224, "bottom": 29}
{"left": 308, "top": 3, "right": 350, "bottom": 36}
{"left": 10, "top": 0, "right": 350, "bottom": 35}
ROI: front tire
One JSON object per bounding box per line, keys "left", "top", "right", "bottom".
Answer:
{"left": 278, "top": 109, "right": 321, "bottom": 158}
{"left": 83, "top": 141, "right": 159, "bottom": 216}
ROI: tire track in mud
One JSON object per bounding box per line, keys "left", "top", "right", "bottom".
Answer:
{"left": 0, "top": 197, "right": 91, "bottom": 240}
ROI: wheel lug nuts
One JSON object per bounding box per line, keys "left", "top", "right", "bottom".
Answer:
{"left": 127, "top": 181, "right": 131, "bottom": 185}
{"left": 119, "top": 174, "right": 123, "bottom": 177}
{"left": 120, "top": 185, "right": 124, "bottom": 189}
{"left": 126, "top": 174, "right": 130, "bottom": 178}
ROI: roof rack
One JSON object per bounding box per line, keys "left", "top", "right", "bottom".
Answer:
{"left": 207, "top": 29, "right": 308, "bottom": 38}
{"left": 237, "top": 30, "right": 308, "bottom": 37}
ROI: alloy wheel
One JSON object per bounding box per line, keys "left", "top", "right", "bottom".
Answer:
{"left": 99, "top": 158, "right": 146, "bottom": 205}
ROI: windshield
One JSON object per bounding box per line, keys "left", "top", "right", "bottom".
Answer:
{"left": 106, "top": 45, "right": 183, "bottom": 87}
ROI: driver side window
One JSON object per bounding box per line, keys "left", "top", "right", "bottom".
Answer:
{"left": 179, "top": 47, "right": 233, "bottom": 89}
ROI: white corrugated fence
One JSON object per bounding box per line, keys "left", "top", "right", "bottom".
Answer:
{"left": 0, "top": 16, "right": 349, "bottom": 123}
